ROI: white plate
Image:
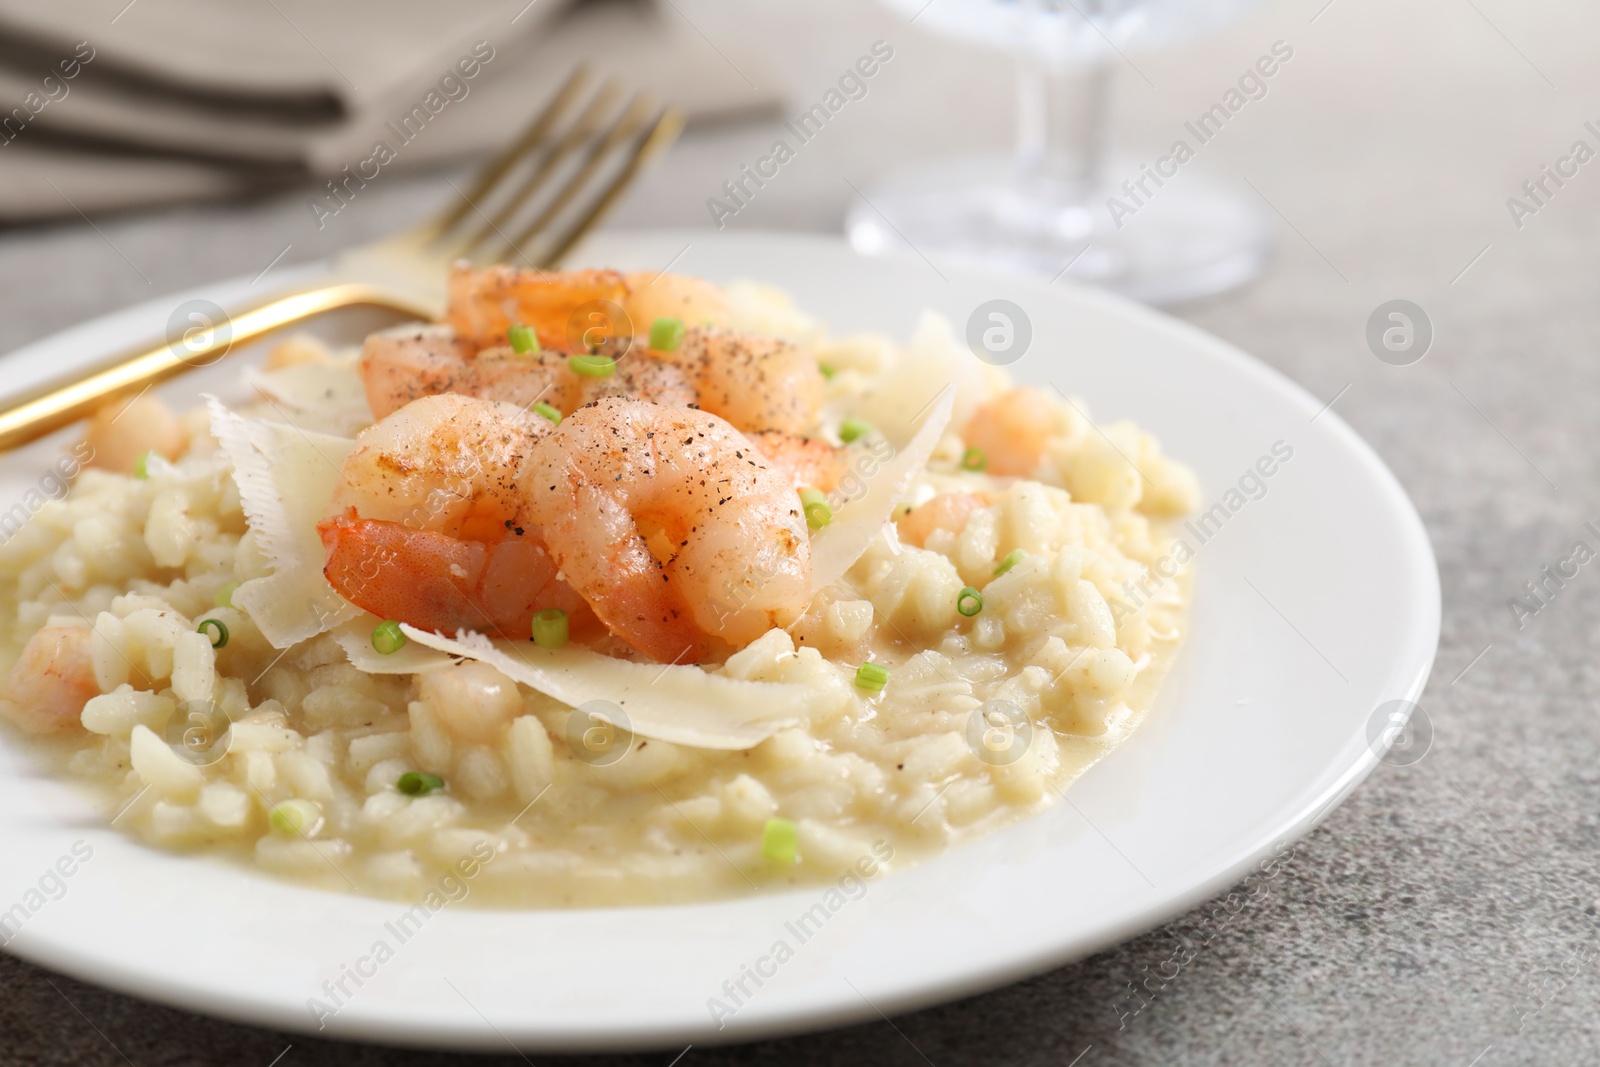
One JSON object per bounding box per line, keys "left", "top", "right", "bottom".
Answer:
{"left": 0, "top": 231, "right": 1438, "bottom": 1051}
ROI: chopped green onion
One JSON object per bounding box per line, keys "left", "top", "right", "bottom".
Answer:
{"left": 957, "top": 586, "right": 984, "bottom": 617}
{"left": 269, "top": 798, "right": 321, "bottom": 836}
{"left": 819, "top": 363, "right": 837, "bottom": 381}
{"left": 839, "top": 417, "right": 873, "bottom": 444}
{"left": 197, "top": 618, "right": 229, "bottom": 649}
{"left": 507, "top": 323, "right": 539, "bottom": 355}
{"left": 855, "top": 661, "right": 890, "bottom": 692}
{"left": 397, "top": 771, "right": 445, "bottom": 797}
{"left": 133, "top": 450, "right": 152, "bottom": 479}
{"left": 531, "top": 608, "right": 569, "bottom": 649}
{"left": 993, "top": 549, "right": 1024, "bottom": 577}
{"left": 569, "top": 354, "right": 616, "bottom": 378}
{"left": 800, "top": 488, "right": 832, "bottom": 530}
{"left": 961, "top": 446, "right": 988, "bottom": 472}
{"left": 214, "top": 581, "right": 240, "bottom": 608}
{"left": 761, "top": 816, "right": 799, "bottom": 865}
{"left": 371, "top": 620, "right": 407, "bottom": 655}
{"left": 532, "top": 402, "right": 562, "bottom": 425}
{"left": 648, "top": 316, "right": 685, "bottom": 352}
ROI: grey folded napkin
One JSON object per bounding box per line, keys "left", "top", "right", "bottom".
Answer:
{"left": 0, "top": 0, "right": 781, "bottom": 221}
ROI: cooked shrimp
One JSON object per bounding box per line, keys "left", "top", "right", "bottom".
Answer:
{"left": 318, "top": 393, "right": 597, "bottom": 640}
{"left": 329, "top": 393, "right": 548, "bottom": 537}
{"left": 898, "top": 491, "right": 990, "bottom": 548}
{"left": 446, "top": 264, "right": 629, "bottom": 352}
{"left": 360, "top": 324, "right": 694, "bottom": 422}
{"left": 358, "top": 323, "right": 475, "bottom": 420}
{"left": 526, "top": 397, "right": 811, "bottom": 663}
{"left": 652, "top": 326, "right": 824, "bottom": 435}
{"left": 0, "top": 627, "right": 96, "bottom": 736}
{"left": 85, "top": 393, "right": 187, "bottom": 474}
{"left": 557, "top": 354, "right": 698, "bottom": 417}
{"left": 319, "top": 515, "right": 592, "bottom": 641}
{"left": 361, "top": 319, "right": 820, "bottom": 437}
{"left": 371, "top": 267, "right": 817, "bottom": 435}
{"left": 622, "top": 271, "right": 731, "bottom": 331}
{"left": 746, "top": 431, "right": 843, "bottom": 492}
{"left": 963, "top": 387, "right": 1056, "bottom": 477}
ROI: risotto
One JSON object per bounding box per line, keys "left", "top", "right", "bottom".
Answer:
{"left": 0, "top": 269, "right": 1197, "bottom": 907}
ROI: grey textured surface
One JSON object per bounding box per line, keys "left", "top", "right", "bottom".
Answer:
{"left": 3, "top": 1, "right": 1599, "bottom": 1064}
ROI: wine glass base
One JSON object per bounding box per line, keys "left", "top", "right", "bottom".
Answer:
{"left": 845, "top": 156, "right": 1274, "bottom": 305}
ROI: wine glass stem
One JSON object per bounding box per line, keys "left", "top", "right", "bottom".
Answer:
{"left": 1015, "top": 57, "right": 1112, "bottom": 197}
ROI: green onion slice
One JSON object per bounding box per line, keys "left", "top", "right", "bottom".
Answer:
{"left": 569, "top": 354, "right": 616, "bottom": 378}
{"left": 855, "top": 661, "right": 890, "bottom": 692}
{"left": 397, "top": 771, "right": 445, "bottom": 797}
{"left": 269, "top": 798, "right": 321, "bottom": 836}
{"left": 649, "top": 316, "right": 685, "bottom": 352}
{"left": 961, "top": 446, "right": 988, "bottom": 472}
{"left": 507, "top": 323, "right": 539, "bottom": 355}
{"left": 957, "top": 586, "right": 983, "bottom": 617}
{"left": 531, "top": 608, "right": 569, "bottom": 649}
{"left": 800, "top": 487, "right": 832, "bottom": 530}
{"left": 197, "top": 618, "right": 229, "bottom": 649}
{"left": 214, "top": 581, "right": 240, "bottom": 609}
{"left": 532, "top": 402, "right": 562, "bottom": 425}
{"left": 993, "top": 549, "right": 1024, "bottom": 578}
{"left": 761, "top": 816, "right": 799, "bottom": 864}
{"left": 372, "top": 620, "right": 407, "bottom": 655}
{"left": 839, "top": 417, "right": 872, "bottom": 444}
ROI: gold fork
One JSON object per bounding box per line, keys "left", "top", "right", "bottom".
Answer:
{"left": 0, "top": 65, "right": 684, "bottom": 452}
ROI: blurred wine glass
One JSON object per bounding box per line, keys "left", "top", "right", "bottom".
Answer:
{"left": 850, "top": 0, "right": 1272, "bottom": 304}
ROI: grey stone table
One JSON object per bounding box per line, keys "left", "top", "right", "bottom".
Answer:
{"left": 3, "top": 1, "right": 1599, "bottom": 1063}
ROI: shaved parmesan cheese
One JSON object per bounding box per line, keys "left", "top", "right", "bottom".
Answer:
{"left": 399, "top": 626, "right": 823, "bottom": 750}
{"left": 335, "top": 621, "right": 454, "bottom": 675}
{"left": 857, "top": 311, "right": 988, "bottom": 440}
{"left": 809, "top": 385, "right": 953, "bottom": 592}
{"left": 246, "top": 360, "right": 372, "bottom": 437}
{"left": 208, "top": 397, "right": 358, "bottom": 648}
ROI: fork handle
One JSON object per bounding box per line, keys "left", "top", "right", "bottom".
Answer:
{"left": 0, "top": 281, "right": 435, "bottom": 453}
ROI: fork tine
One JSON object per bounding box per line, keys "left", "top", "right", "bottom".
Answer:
{"left": 453, "top": 81, "right": 626, "bottom": 260}
{"left": 0, "top": 67, "right": 690, "bottom": 454}
{"left": 537, "top": 107, "right": 686, "bottom": 269}
{"left": 490, "top": 93, "right": 656, "bottom": 263}
{"left": 423, "top": 64, "right": 590, "bottom": 243}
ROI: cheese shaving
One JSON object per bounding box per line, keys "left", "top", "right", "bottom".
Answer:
{"left": 207, "top": 397, "right": 358, "bottom": 648}
{"left": 393, "top": 626, "right": 823, "bottom": 750}
{"left": 809, "top": 384, "right": 954, "bottom": 592}
{"left": 246, "top": 361, "right": 372, "bottom": 438}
